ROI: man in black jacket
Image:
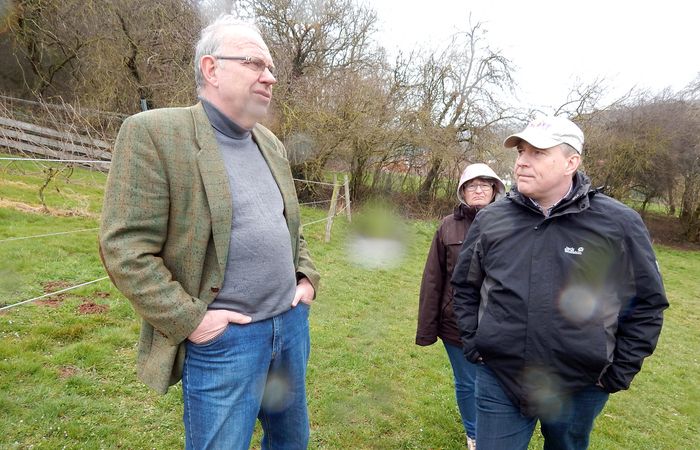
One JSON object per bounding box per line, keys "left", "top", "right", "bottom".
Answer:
{"left": 452, "top": 116, "right": 668, "bottom": 450}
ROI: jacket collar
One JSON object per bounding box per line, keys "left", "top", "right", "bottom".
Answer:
{"left": 199, "top": 97, "right": 251, "bottom": 140}
{"left": 507, "top": 171, "right": 595, "bottom": 217}
{"left": 453, "top": 203, "right": 479, "bottom": 221}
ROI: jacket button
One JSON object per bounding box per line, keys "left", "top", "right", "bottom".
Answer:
{"left": 211, "top": 287, "right": 220, "bottom": 293}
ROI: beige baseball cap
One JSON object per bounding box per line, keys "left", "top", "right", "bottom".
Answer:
{"left": 503, "top": 116, "right": 584, "bottom": 154}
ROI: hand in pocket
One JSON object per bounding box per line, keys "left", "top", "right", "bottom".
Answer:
{"left": 188, "top": 309, "right": 252, "bottom": 344}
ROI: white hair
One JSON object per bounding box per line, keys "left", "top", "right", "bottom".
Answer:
{"left": 193, "top": 15, "right": 263, "bottom": 90}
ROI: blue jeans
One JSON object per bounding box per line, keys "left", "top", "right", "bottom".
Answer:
{"left": 443, "top": 341, "right": 477, "bottom": 439}
{"left": 475, "top": 364, "right": 609, "bottom": 450}
{"left": 182, "top": 303, "right": 311, "bottom": 450}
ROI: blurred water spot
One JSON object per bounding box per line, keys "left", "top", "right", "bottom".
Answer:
{"left": 261, "top": 373, "right": 292, "bottom": 413}
{"left": 0, "top": 268, "right": 19, "bottom": 297}
{"left": 347, "top": 236, "right": 405, "bottom": 269}
{"left": 558, "top": 285, "right": 599, "bottom": 324}
{"left": 285, "top": 133, "right": 317, "bottom": 165}
{"left": 346, "top": 200, "right": 406, "bottom": 269}
{"left": 523, "top": 367, "right": 567, "bottom": 421}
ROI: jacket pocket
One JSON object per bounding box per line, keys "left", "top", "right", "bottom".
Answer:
{"left": 445, "top": 240, "right": 464, "bottom": 276}
{"left": 474, "top": 302, "right": 525, "bottom": 363}
{"left": 552, "top": 319, "right": 609, "bottom": 379}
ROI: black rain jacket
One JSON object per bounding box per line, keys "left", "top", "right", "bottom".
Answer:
{"left": 451, "top": 171, "right": 668, "bottom": 417}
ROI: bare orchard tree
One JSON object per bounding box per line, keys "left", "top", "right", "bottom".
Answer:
{"left": 241, "top": 0, "right": 380, "bottom": 81}
{"left": 4, "top": 0, "right": 104, "bottom": 98}
{"left": 236, "top": 0, "right": 386, "bottom": 200}
{"left": 584, "top": 103, "right": 672, "bottom": 205}
{"left": 670, "top": 86, "right": 700, "bottom": 241}
{"left": 80, "top": 0, "right": 202, "bottom": 112}
{"left": 3, "top": 0, "right": 201, "bottom": 113}
{"left": 585, "top": 86, "right": 700, "bottom": 241}
{"left": 403, "top": 22, "right": 515, "bottom": 201}
{"left": 553, "top": 77, "right": 634, "bottom": 119}
{"left": 269, "top": 63, "right": 407, "bottom": 203}
{"left": 337, "top": 71, "right": 408, "bottom": 201}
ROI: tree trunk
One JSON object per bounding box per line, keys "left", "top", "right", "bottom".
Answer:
{"left": 418, "top": 157, "right": 441, "bottom": 202}
{"left": 684, "top": 203, "right": 700, "bottom": 242}
{"left": 666, "top": 184, "right": 676, "bottom": 216}
{"left": 350, "top": 152, "right": 369, "bottom": 202}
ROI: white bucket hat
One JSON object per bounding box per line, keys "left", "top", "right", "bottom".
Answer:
{"left": 457, "top": 163, "right": 506, "bottom": 205}
{"left": 503, "top": 116, "right": 584, "bottom": 154}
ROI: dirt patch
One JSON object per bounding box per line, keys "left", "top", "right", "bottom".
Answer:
{"left": 94, "top": 291, "right": 111, "bottom": 298}
{"left": 77, "top": 300, "right": 109, "bottom": 315}
{"left": 34, "top": 281, "right": 74, "bottom": 306}
{"left": 0, "top": 199, "right": 98, "bottom": 218}
{"left": 644, "top": 213, "right": 700, "bottom": 251}
{"left": 42, "top": 280, "right": 73, "bottom": 292}
{"left": 58, "top": 366, "right": 79, "bottom": 378}
{"left": 36, "top": 294, "right": 68, "bottom": 307}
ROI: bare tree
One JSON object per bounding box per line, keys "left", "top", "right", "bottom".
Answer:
{"left": 403, "top": 22, "right": 515, "bottom": 201}
{"left": 3, "top": 0, "right": 201, "bottom": 113}
{"left": 584, "top": 85, "right": 700, "bottom": 241}
{"left": 5, "top": 0, "right": 104, "bottom": 97}
{"left": 242, "top": 0, "right": 379, "bottom": 80}
{"left": 233, "top": 0, "right": 388, "bottom": 201}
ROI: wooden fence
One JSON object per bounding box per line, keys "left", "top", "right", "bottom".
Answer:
{"left": 1, "top": 112, "right": 352, "bottom": 241}
{"left": 0, "top": 116, "right": 112, "bottom": 169}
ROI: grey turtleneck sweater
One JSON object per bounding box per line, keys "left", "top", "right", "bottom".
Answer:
{"left": 201, "top": 99, "right": 296, "bottom": 321}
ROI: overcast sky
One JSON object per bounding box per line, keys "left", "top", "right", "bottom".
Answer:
{"left": 368, "top": 0, "right": 698, "bottom": 113}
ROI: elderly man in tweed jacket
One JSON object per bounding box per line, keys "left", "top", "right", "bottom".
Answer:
{"left": 99, "top": 16, "right": 319, "bottom": 450}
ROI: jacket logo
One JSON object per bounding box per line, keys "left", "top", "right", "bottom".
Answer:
{"left": 564, "top": 246, "right": 584, "bottom": 255}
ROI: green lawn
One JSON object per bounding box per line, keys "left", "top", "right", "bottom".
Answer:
{"left": 1, "top": 162, "right": 698, "bottom": 449}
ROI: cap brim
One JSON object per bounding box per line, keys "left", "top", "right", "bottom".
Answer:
{"left": 503, "top": 131, "right": 563, "bottom": 150}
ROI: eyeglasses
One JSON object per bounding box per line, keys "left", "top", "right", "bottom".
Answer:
{"left": 213, "top": 55, "right": 276, "bottom": 77}
{"left": 465, "top": 183, "right": 493, "bottom": 192}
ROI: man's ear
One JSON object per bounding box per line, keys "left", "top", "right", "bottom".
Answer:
{"left": 200, "top": 56, "right": 219, "bottom": 87}
{"left": 564, "top": 153, "right": 581, "bottom": 175}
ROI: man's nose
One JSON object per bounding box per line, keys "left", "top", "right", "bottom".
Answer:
{"left": 260, "top": 68, "right": 277, "bottom": 84}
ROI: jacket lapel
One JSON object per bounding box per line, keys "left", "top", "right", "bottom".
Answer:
{"left": 191, "top": 103, "right": 232, "bottom": 274}
{"left": 252, "top": 126, "right": 301, "bottom": 259}
{"left": 252, "top": 127, "right": 297, "bottom": 216}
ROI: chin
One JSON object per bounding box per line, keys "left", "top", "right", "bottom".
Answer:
{"left": 248, "top": 105, "right": 269, "bottom": 122}
{"left": 517, "top": 183, "right": 533, "bottom": 196}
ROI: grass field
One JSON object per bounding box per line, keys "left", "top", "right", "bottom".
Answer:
{"left": 1, "top": 160, "right": 698, "bottom": 449}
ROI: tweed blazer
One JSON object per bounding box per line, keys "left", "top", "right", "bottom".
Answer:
{"left": 99, "top": 103, "right": 320, "bottom": 394}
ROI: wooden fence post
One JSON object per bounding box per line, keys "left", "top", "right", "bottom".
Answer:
{"left": 325, "top": 174, "right": 340, "bottom": 242}
{"left": 343, "top": 174, "right": 352, "bottom": 223}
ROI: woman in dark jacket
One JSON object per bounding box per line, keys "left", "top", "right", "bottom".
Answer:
{"left": 416, "top": 163, "right": 505, "bottom": 449}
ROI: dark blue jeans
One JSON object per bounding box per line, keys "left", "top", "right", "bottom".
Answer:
{"left": 475, "top": 364, "right": 609, "bottom": 450}
{"left": 182, "top": 303, "right": 311, "bottom": 450}
{"left": 443, "top": 342, "right": 477, "bottom": 439}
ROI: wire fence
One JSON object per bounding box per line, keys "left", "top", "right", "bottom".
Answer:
{"left": 1, "top": 156, "right": 351, "bottom": 230}
{"left": 0, "top": 277, "right": 110, "bottom": 312}
{"left": 0, "top": 157, "right": 112, "bottom": 164}
{"left": 0, "top": 227, "right": 99, "bottom": 243}
{"left": 299, "top": 199, "right": 332, "bottom": 206}
{"left": 1, "top": 154, "right": 351, "bottom": 311}
{"left": 292, "top": 178, "right": 337, "bottom": 187}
